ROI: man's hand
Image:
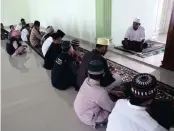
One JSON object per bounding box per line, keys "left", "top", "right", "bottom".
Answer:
{"left": 108, "top": 86, "right": 126, "bottom": 98}
{"left": 109, "top": 90, "right": 126, "bottom": 98}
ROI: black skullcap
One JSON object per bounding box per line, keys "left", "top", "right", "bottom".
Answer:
{"left": 34, "top": 20, "right": 40, "bottom": 26}
{"left": 61, "top": 41, "right": 71, "bottom": 50}
{"left": 51, "top": 33, "right": 59, "bottom": 40}
{"left": 57, "top": 29, "right": 65, "bottom": 38}
{"left": 88, "top": 60, "right": 104, "bottom": 75}
{"left": 131, "top": 73, "right": 157, "bottom": 99}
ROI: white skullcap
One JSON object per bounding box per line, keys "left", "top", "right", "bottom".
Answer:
{"left": 133, "top": 18, "right": 141, "bottom": 23}
{"left": 46, "top": 26, "right": 54, "bottom": 34}
{"left": 97, "top": 38, "right": 110, "bottom": 46}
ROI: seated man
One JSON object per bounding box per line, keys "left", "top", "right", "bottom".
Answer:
{"left": 15, "top": 18, "right": 26, "bottom": 31}
{"left": 30, "top": 20, "right": 42, "bottom": 47}
{"left": 42, "top": 29, "right": 65, "bottom": 56}
{"left": 74, "top": 60, "right": 116, "bottom": 128}
{"left": 8, "top": 25, "right": 15, "bottom": 40}
{"left": 1, "top": 23, "right": 9, "bottom": 40}
{"left": 77, "top": 37, "right": 122, "bottom": 89}
{"left": 43, "top": 31, "right": 65, "bottom": 70}
{"left": 21, "top": 24, "right": 30, "bottom": 43}
{"left": 6, "top": 30, "right": 27, "bottom": 56}
{"left": 51, "top": 41, "right": 79, "bottom": 90}
{"left": 122, "top": 18, "right": 147, "bottom": 52}
{"left": 71, "top": 39, "right": 82, "bottom": 63}
{"left": 41, "top": 26, "right": 54, "bottom": 44}
{"left": 107, "top": 73, "right": 168, "bottom": 131}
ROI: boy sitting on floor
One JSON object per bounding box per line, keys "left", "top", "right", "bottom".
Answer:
{"left": 74, "top": 60, "right": 125, "bottom": 128}
{"left": 51, "top": 41, "right": 79, "bottom": 90}
{"left": 21, "top": 24, "right": 30, "bottom": 43}
{"left": 43, "top": 30, "right": 65, "bottom": 70}
{"left": 30, "top": 20, "right": 42, "bottom": 47}
{"left": 6, "top": 30, "right": 27, "bottom": 56}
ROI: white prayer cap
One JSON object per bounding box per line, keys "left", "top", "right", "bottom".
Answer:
{"left": 97, "top": 38, "right": 110, "bottom": 46}
{"left": 46, "top": 26, "right": 54, "bottom": 34}
{"left": 133, "top": 18, "right": 141, "bottom": 23}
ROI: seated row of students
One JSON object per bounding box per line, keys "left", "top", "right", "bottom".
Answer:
{"left": 5, "top": 18, "right": 31, "bottom": 56}
{"left": 5, "top": 19, "right": 173, "bottom": 130}
{"left": 30, "top": 20, "right": 42, "bottom": 47}
{"left": 47, "top": 36, "right": 173, "bottom": 130}
{"left": 6, "top": 30, "right": 27, "bottom": 56}
{"left": 75, "top": 64, "right": 172, "bottom": 131}
{"left": 15, "top": 18, "right": 26, "bottom": 31}
{"left": 1, "top": 19, "right": 27, "bottom": 40}
{"left": 49, "top": 37, "right": 122, "bottom": 91}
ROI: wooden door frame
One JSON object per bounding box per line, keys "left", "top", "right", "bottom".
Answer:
{"left": 161, "top": 1, "right": 174, "bottom": 71}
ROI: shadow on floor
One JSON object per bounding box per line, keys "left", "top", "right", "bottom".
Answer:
{"left": 8, "top": 53, "right": 30, "bottom": 73}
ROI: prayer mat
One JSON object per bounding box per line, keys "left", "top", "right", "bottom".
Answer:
{"left": 29, "top": 43, "right": 174, "bottom": 101}
{"left": 114, "top": 40, "right": 165, "bottom": 58}
{"left": 78, "top": 48, "right": 174, "bottom": 101}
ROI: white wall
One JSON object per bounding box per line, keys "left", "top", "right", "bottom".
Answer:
{"left": 28, "top": 0, "right": 96, "bottom": 43}
{"left": 1, "top": 0, "right": 30, "bottom": 26}
{"left": 112, "top": 0, "right": 160, "bottom": 46}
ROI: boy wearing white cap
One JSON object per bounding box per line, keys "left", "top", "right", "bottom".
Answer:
{"left": 77, "top": 38, "right": 122, "bottom": 90}
{"left": 41, "top": 26, "right": 54, "bottom": 44}
{"left": 122, "top": 18, "right": 147, "bottom": 52}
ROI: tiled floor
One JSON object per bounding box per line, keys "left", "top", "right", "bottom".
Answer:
{"left": 1, "top": 36, "right": 174, "bottom": 131}
{"left": 152, "top": 33, "right": 167, "bottom": 44}
{"left": 1, "top": 40, "right": 105, "bottom": 131}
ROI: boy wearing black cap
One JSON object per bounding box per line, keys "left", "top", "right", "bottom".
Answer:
{"left": 51, "top": 41, "right": 79, "bottom": 90}
{"left": 74, "top": 60, "right": 124, "bottom": 128}
{"left": 107, "top": 74, "right": 168, "bottom": 131}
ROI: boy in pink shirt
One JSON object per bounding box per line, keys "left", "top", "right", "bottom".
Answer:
{"left": 74, "top": 60, "right": 116, "bottom": 128}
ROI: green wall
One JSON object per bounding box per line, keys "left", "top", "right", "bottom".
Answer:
{"left": 96, "top": 0, "right": 112, "bottom": 39}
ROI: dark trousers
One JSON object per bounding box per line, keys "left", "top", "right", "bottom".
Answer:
{"left": 122, "top": 40, "right": 147, "bottom": 52}
{"left": 1, "top": 29, "right": 9, "bottom": 40}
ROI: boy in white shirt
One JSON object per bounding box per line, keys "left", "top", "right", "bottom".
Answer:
{"left": 21, "top": 24, "right": 30, "bottom": 42}
{"left": 16, "top": 18, "right": 26, "bottom": 31}
{"left": 107, "top": 73, "right": 168, "bottom": 131}
{"left": 122, "top": 18, "right": 147, "bottom": 52}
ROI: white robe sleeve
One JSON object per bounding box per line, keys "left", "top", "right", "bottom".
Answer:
{"left": 125, "top": 28, "right": 131, "bottom": 39}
